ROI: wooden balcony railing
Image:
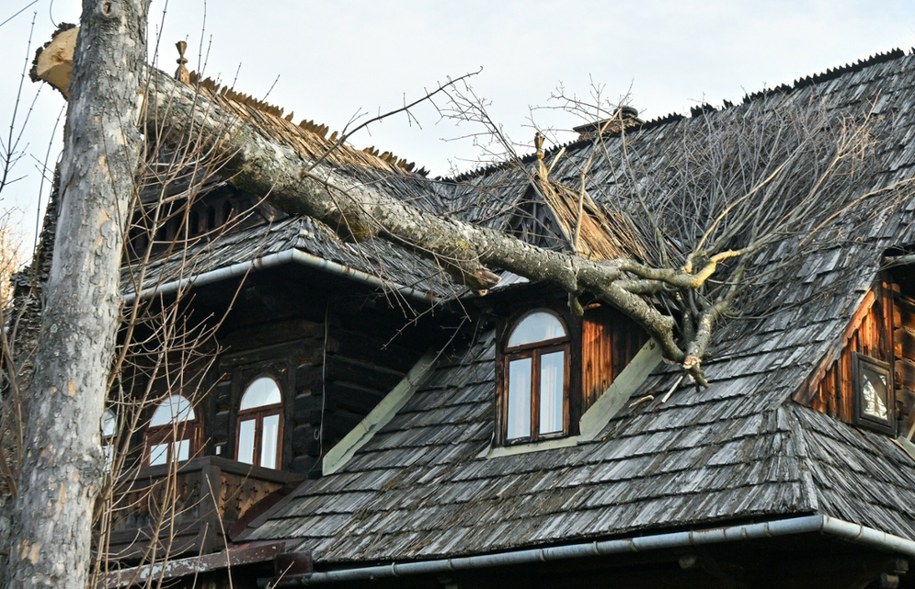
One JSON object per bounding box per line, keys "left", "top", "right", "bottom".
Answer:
{"left": 102, "top": 456, "right": 302, "bottom": 562}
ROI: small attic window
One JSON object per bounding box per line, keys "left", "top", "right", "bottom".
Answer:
{"left": 494, "top": 303, "right": 648, "bottom": 449}
{"left": 500, "top": 310, "right": 570, "bottom": 443}
{"left": 853, "top": 353, "right": 895, "bottom": 434}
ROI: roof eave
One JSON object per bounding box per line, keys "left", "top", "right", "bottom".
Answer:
{"left": 277, "top": 515, "right": 915, "bottom": 586}
{"left": 122, "top": 247, "right": 442, "bottom": 304}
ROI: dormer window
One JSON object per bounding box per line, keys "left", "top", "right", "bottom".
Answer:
{"left": 146, "top": 395, "right": 198, "bottom": 466}
{"left": 495, "top": 301, "right": 649, "bottom": 448}
{"left": 236, "top": 377, "right": 283, "bottom": 469}
{"left": 501, "top": 310, "right": 570, "bottom": 443}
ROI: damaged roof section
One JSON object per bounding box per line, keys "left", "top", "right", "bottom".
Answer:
{"left": 31, "top": 22, "right": 915, "bottom": 576}
{"left": 236, "top": 49, "right": 915, "bottom": 566}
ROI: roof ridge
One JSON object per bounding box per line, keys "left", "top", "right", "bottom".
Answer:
{"left": 441, "top": 49, "right": 910, "bottom": 185}
{"left": 746, "top": 48, "right": 907, "bottom": 103}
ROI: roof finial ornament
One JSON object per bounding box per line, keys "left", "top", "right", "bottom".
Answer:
{"left": 175, "top": 40, "right": 190, "bottom": 84}
{"left": 535, "top": 131, "right": 548, "bottom": 179}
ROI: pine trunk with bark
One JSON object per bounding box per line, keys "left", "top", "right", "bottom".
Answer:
{"left": 7, "top": 1, "right": 149, "bottom": 587}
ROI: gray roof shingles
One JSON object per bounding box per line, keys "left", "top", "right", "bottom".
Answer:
{"left": 124, "top": 214, "right": 461, "bottom": 299}
{"left": 236, "top": 51, "right": 915, "bottom": 564}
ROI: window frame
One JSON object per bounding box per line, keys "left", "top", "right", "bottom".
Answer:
{"left": 101, "top": 408, "right": 117, "bottom": 473}
{"left": 853, "top": 352, "right": 896, "bottom": 434}
{"left": 235, "top": 375, "right": 284, "bottom": 469}
{"left": 144, "top": 395, "right": 199, "bottom": 467}
{"left": 499, "top": 309, "right": 572, "bottom": 445}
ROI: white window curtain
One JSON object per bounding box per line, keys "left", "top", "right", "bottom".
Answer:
{"left": 539, "top": 351, "right": 564, "bottom": 434}
{"left": 507, "top": 358, "right": 532, "bottom": 439}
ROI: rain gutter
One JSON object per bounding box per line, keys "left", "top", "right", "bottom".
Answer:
{"left": 276, "top": 515, "right": 915, "bottom": 585}
{"left": 122, "top": 248, "right": 440, "bottom": 304}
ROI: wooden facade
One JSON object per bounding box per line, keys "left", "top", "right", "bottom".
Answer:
{"left": 581, "top": 305, "right": 649, "bottom": 411}
{"left": 894, "top": 290, "right": 915, "bottom": 435}
{"left": 795, "top": 278, "right": 915, "bottom": 435}
{"left": 107, "top": 262, "right": 435, "bottom": 560}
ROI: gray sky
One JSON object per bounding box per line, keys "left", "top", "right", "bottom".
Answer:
{"left": 2, "top": 0, "right": 915, "bottom": 251}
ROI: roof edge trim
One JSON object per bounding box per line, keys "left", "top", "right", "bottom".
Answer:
{"left": 279, "top": 515, "right": 915, "bottom": 585}
{"left": 122, "top": 248, "right": 441, "bottom": 304}
{"left": 103, "top": 540, "right": 288, "bottom": 587}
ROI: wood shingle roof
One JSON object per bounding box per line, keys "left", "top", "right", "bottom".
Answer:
{"left": 233, "top": 49, "right": 915, "bottom": 565}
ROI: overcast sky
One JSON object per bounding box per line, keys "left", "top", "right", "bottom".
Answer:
{"left": 2, "top": 0, "right": 915, "bottom": 251}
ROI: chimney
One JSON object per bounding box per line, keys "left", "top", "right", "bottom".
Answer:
{"left": 573, "top": 106, "right": 642, "bottom": 141}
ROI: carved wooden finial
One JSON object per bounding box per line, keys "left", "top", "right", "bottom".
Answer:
{"left": 175, "top": 40, "right": 190, "bottom": 84}
{"left": 535, "top": 132, "right": 548, "bottom": 179}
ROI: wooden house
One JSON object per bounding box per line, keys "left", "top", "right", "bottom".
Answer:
{"left": 22, "top": 41, "right": 915, "bottom": 589}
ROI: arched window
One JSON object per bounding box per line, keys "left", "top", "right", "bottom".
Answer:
{"left": 101, "top": 409, "right": 117, "bottom": 472}
{"left": 145, "top": 395, "right": 198, "bottom": 466}
{"left": 236, "top": 377, "right": 283, "bottom": 469}
{"left": 502, "top": 310, "right": 570, "bottom": 443}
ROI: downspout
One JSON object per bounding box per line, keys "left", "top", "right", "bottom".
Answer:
{"left": 274, "top": 515, "right": 915, "bottom": 585}
{"left": 122, "top": 248, "right": 440, "bottom": 304}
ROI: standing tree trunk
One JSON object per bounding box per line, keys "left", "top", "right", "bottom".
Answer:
{"left": 7, "top": 1, "right": 149, "bottom": 587}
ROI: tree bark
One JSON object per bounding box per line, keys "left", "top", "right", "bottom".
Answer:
{"left": 8, "top": 1, "right": 148, "bottom": 587}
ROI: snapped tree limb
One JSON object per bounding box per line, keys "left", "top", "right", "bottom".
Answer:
{"left": 31, "top": 27, "right": 893, "bottom": 385}
{"left": 138, "top": 72, "right": 718, "bottom": 371}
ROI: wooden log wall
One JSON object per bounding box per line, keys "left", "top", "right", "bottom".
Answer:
{"left": 211, "top": 291, "right": 425, "bottom": 476}
{"left": 321, "top": 310, "right": 421, "bottom": 447}
{"left": 894, "top": 293, "right": 915, "bottom": 436}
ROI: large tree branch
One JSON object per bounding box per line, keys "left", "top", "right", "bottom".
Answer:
{"left": 33, "top": 27, "right": 763, "bottom": 376}
{"left": 141, "top": 77, "right": 694, "bottom": 362}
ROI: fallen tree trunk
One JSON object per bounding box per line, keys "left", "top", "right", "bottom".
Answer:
{"left": 32, "top": 28, "right": 763, "bottom": 382}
